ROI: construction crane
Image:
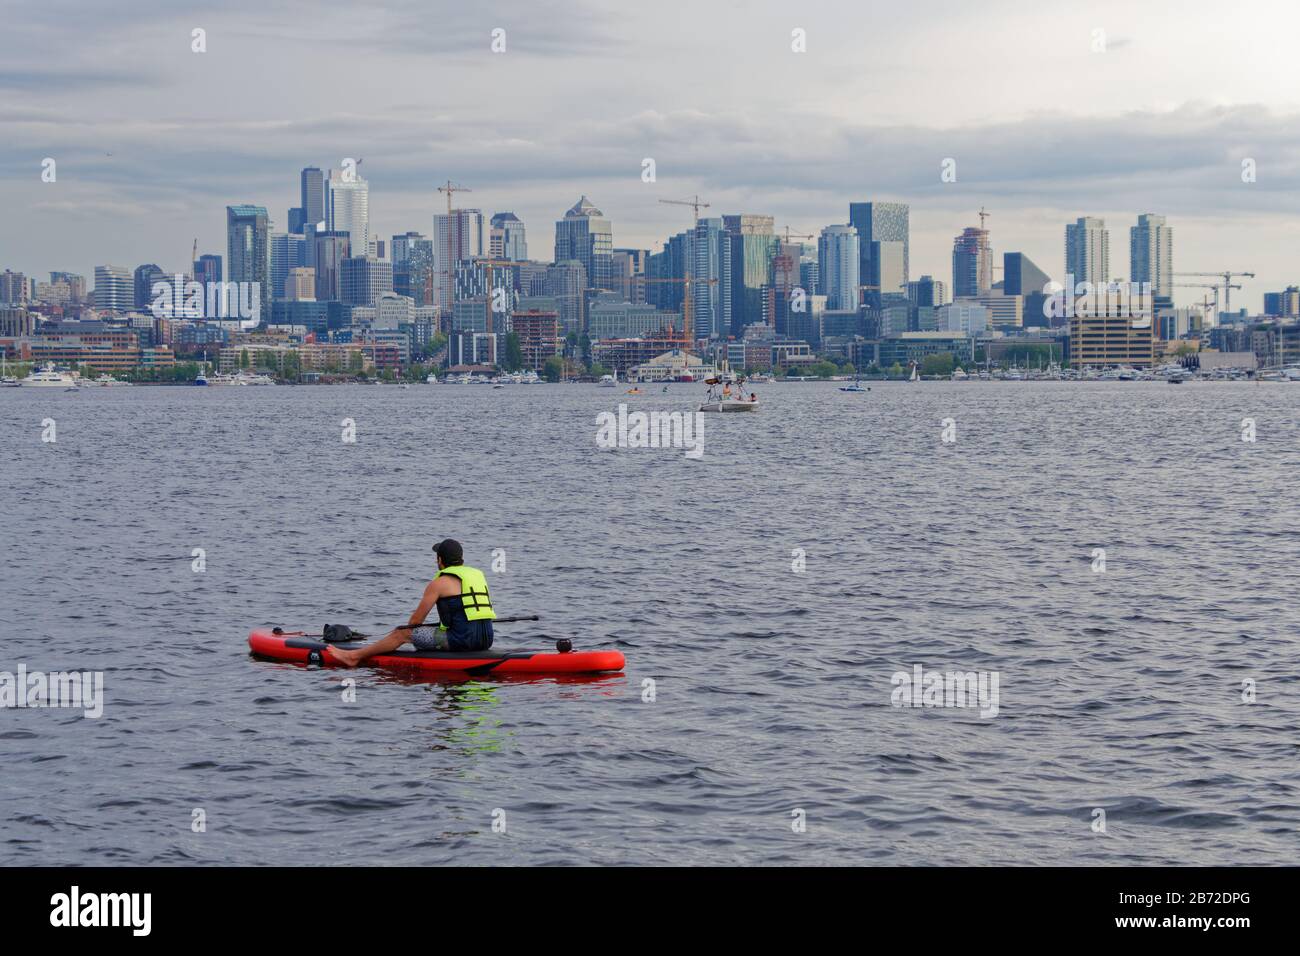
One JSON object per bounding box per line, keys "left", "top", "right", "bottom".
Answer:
{"left": 437, "top": 181, "right": 472, "bottom": 317}
{"left": 977, "top": 206, "right": 991, "bottom": 231}
{"left": 659, "top": 195, "right": 710, "bottom": 224}
{"left": 1174, "top": 271, "right": 1254, "bottom": 316}
{"left": 779, "top": 226, "right": 815, "bottom": 244}
{"left": 1174, "top": 282, "right": 1240, "bottom": 329}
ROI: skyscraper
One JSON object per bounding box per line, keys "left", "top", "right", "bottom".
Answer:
{"left": 328, "top": 170, "right": 370, "bottom": 260}
{"left": 490, "top": 212, "right": 527, "bottom": 260}
{"left": 848, "top": 202, "right": 909, "bottom": 304}
{"left": 92, "top": 265, "right": 133, "bottom": 312}
{"left": 227, "top": 205, "right": 270, "bottom": 318}
{"left": 555, "top": 196, "right": 613, "bottom": 292}
{"left": 1003, "top": 252, "right": 1053, "bottom": 327}
{"left": 300, "top": 167, "right": 326, "bottom": 227}
{"left": 691, "top": 218, "right": 732, "bottom": 340}
{"left": 1130, "top": 213, "right": 1172, "bottom": 299}
{"left": 133, "top": 263, "right": 165, "bottom": 309}
{"left": 1065, "top": 217, "right": 1109, "bottom": 286}
{"left": 311, "top": 230, "right": 351, "bottom": 302}
{"left": 952, "top": 227, "right": 992, "bottom": 298}
{"left": 722, "top": 214, "right": 776, "bottom": 334}
{"left": 817, "top": 224, "right": 861, "bottom": 311}
{"left": 340, "top": 257, "right": 394, "bottom": 307}
{"left": 433, "top": 209, "right": 485, "bottom": 313}
{"left": 907, "top": 275, "right": 948, "bottom": 308}
{"left": 194, "top": 255, "right": 222, "bottom": 285}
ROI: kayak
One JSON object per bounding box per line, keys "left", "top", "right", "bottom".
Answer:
{"left": 247, "top": 628, "right": 625, "bottom": 676}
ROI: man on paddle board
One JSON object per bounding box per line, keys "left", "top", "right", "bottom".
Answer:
{"left": 329, "top": 539, "right": 496, "bottom": 667}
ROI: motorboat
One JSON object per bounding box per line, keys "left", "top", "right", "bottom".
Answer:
{"left": 19, "top": 363, "right": 76, "bottom": 388}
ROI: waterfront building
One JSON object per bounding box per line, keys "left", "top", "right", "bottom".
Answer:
{"left": 509, "top": 309, "right": 561, "bottom": 370}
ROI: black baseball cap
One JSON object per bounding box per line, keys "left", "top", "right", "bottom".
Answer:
{"left": 432, "top": 538, "right": 464, "bottom": 565}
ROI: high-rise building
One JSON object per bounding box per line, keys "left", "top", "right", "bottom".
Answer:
{"left": 340, "top": 257, "right": 394, "bottom": 307}
{"left": 1130, "top": 213, "right": 1172, "bottom": 299}
{"left": 1003, "top": 252, "right": 1053, "bottom": 327}
{"left": 691, "top": 219, "right": 732, "bottom": 340}
{"left": 817, "top": 224, "right": 860, "bottom": 311}
{"left": 227, "top": 204, "right": 271, "bottom": 318}
{"left": 48, "top": 272, "right": 84, "bottom": 303}
{"left": 490, "top": 212, "right": 527, "bottom": 261}
{"left": 1264, "top": 287, "right": 1300, "bottom": 317}
{"left": 848, "top": 202, "right": 909, "bottom": 304}
{"left": 1065, "top": 216, "right": 1109, "bottom": 286}
{"left": 544, "top": 260, "right": 587, "bottom": 334}
{"left": 952, "top": 227, "right": 992, "bottom": 298}
{"left": 610, "top": 248, "right": 650, "bottom": 304}
{"left": 722, "top": 214, "right": 777, "bottom": 334}
{"left": 328, "top": 170, "right": 370, "bottom": 260}
{"left": 93, "top": 265, "right": 133, "bottom": 312}
{"left": 555, "top": 196, "right": 613, "bottom": 292}
{"left": 300, "top": 167, "right": 327, "bottom": 227}
{"left": 433, "top": 209, "right": 485, "bottom": 313}
{"left": 907, "top": 275, "right": 948, "bottom": 308}
{"left": 311, "top": 230, "right": 351, "bottom": 302}
{"left": 1, "top": 270, "right": 29, "bottom": 305}
{"left": 285, "top": 268, "right": 315, "bottom": 301}
{"left": 270, "top": 233, "right": 309, "bottom": 300}
{"left": 194, "top": 255, "right": 222, "bottom": 285}
{"left": 133, "top": 264, "right": 165, "bottom": 309}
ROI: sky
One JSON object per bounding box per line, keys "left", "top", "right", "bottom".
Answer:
{"left": 3, "top": 0, "right": 1300, "bottom": 311}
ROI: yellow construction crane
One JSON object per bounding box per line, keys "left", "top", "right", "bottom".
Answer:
{"left": 437, "top": 180, "right": 472, "bottom": 316}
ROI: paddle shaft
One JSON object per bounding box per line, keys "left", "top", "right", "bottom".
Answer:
{"left": 393, "top": 614, "right": 538, "bottom": 629}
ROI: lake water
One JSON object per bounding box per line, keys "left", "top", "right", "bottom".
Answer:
{"left": 2, "top": 380, "right": 1298, "bottom": 865}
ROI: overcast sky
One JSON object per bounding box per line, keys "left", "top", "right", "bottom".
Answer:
{"left": 4, "top": 0, "right": 1300, "bottom": 310}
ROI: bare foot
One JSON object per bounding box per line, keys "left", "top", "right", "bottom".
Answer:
{"left": 329, "top": 646, "right": 360, "bottom": 668}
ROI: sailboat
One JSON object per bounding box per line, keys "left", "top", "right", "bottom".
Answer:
{"left": 908, "top": 362, "right": 920, "bottom": 382}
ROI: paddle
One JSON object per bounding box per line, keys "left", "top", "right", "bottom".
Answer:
{"left": 273, "top": 614, "right": 540, "bottom": 642}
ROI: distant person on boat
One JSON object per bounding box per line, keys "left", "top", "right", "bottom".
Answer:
{"left": 748, "top": 392, "right": 757, "bottom": 403}
{"left": 329, "top": 539, "right": 496, "bottom": 667}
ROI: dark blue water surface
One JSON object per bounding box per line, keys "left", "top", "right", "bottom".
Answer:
{"left": 2, "top": 380, "right": 1298, "bottom": 865}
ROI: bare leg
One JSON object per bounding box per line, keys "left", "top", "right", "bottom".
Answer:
{"left": 329, "top": 628, "right": 409, "bottom": 668}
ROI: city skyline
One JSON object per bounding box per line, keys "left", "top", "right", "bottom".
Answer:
{"left": 5, "top": 1, "right": 1300, "bottom": 308}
